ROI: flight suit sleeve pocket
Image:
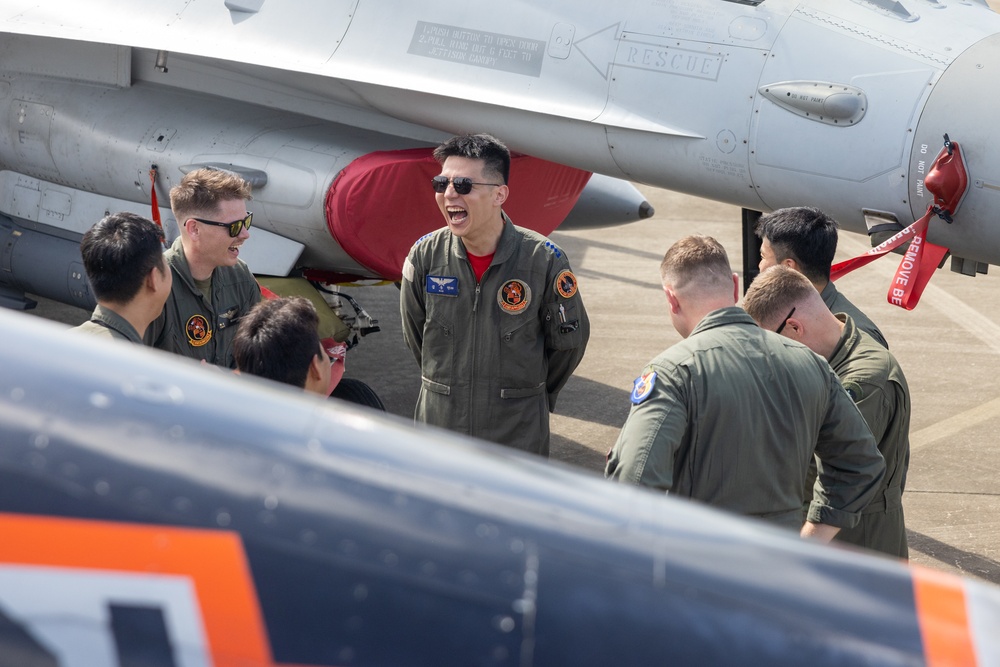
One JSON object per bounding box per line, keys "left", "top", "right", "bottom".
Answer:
{"left": 545, "top": 300, "right": 584, "bottom": 350}
{"left": 421, "top": 376, "right": 451, "bottom": 396}
{"left": 500, "top": 382, "right": 546, "bottom": 399}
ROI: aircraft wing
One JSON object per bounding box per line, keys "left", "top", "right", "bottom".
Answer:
{"left": 1, "top": 0, "right": 1000, "bottom": 310}
{"left": 1, "top": 305, "right": 999, "bottom": 665}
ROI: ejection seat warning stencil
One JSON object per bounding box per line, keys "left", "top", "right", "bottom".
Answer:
{"left": 409, "top": 22, "right": 545, "bottom": 77}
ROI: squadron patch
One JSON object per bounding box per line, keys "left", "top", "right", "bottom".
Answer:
{"left": 186, "top": 314, "right": 212, "bottom": 347}
{"left": 631, "top": 370, "right": 657, "bottom": 404}
{"left": 554, "top": 270, "right": 578, "bottom": 299}
{"left": 842, "top": 380, "right": 864, "bottom": 403}
{"left": 497, "top": 279, "right": 531, "bottom": 313}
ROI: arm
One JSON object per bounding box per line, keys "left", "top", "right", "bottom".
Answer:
{"left": 800, "top": 521, "right": 841, "bottom": 543}
{"left": 807, "top": 373, "right": 886, "bottom": 529}
{"left": 605, "top": 365, "right": 687, "bottom": 492}
{"left": 543, "top": 264, "right": 590, "bottom": 411}
{"left": 399, "top": 253, "right": 426, "bottom": 367}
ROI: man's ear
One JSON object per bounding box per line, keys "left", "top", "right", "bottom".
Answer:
{"left": 781, "top": 257, "right": 800, "bottom": 272}
{"left": 494, "top": 184, "right": 509, "bottom": 207}
{"left": 664, "top": 286, "right": 681, "bottom": 314}
{"left": 307, "top": 354, "right": 324, "bottom": 381}
{"left": 731, "top": 272, "right": 739, "bottom": 304}
{"left": 182, "top": 217, "right": 199, "bottom": 238}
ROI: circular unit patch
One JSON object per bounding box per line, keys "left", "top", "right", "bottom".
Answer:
{"left": 186, "top": 314, "right": 213, "bottom": 347}
{"left": 554, "top": 270, "right": 578, "bottom": 298}
{"left": 497, "top": 279, "right": 531, "bottom": 313}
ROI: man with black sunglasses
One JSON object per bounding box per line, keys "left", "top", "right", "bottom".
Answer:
{"left": 400, "top": 133, "right": 590, "bottom": 456}
{"left": 744, "top": 265, "right": 910, "bottom": 559}
{"left": 606, "top": 235, "right": 884, "bottom": 543}
{"left": 145, "top": 167, "right": 261, "bottom": 367}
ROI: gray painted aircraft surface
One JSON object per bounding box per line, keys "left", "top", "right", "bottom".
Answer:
{"left": 2, "top": 306, "right": 1000, "bottom": 665}
{"left": 0, "top": 0, "right": 999, "bottom": 313}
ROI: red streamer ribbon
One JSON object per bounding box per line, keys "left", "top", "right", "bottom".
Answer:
{"left": 830, "top": 207, "right": 949, "bottom": 310}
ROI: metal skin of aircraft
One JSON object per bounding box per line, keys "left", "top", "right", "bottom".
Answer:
{"left": 1, "top": 307, "right": 999, "bottom": 666}
{"left": 0, "top": 0, "right": 999, "bottom": 313}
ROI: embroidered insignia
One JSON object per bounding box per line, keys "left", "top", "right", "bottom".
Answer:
{"left": 426, "top": 275, "right": 459, "bottom": 296}
{"left": 498, "top": 279, "right": 531, "bottom": 313}
{"left": 554, "top": 270, "right": 578, "bottom": 299}
{"left": 631, "top": 370, "right": 657, "bottom": 404}
{"left": 218, "top": 306, "right": 238, "bottom": 329}
{"left": 186, "top": 314, "right": 212, "bottom": 347}
{"left": 842, "top": 380, "right": 864, "bottom": 403}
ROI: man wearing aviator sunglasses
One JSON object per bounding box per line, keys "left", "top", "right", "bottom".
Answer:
{"left": 145, "top": 167, "right": 261, "bottom": 368}
{"left": 400, "top": 133, "right": 590, "bottom": 456}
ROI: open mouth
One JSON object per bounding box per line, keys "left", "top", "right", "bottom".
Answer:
{"left": 447, "top": 207, "right": 468, "bottom": 224}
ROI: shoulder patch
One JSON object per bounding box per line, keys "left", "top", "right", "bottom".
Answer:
{"left": 554, "top": 270, "right": 578, "bottom": 299}
{"left": 402, "top": 257, "right": 415, "bottom": 283}
{"left": 842, "top": 380, "right": 865, "bottom": 403}
{"left": 415, "top": 231, "right": 435, "bottom": 245}
{"left": 631, "top": 370, "right": 657, "bottom": 404}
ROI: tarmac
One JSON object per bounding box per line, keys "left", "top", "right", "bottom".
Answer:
{"left": 27, "top": 185, "right": 1000, "bottom": 586}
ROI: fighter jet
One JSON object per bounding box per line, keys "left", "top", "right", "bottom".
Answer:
{"left": 0, "top": 0, "right": 999, "bottom": 317}
{"left": 1, "top": 306, "right": 999, "bottom": 666}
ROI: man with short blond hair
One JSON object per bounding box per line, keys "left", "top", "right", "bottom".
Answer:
{"left": 744, "top": 265, "right": 911, "bottom": 558}
{"left": 146, "top": 168, "right": 260, "bottom": 367}
{"left": 606, "top": 235, "right": 884, "bottom": 542}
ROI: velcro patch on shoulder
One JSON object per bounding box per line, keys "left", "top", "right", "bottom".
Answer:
{"left": 631, "top": 370, "right": 657, "bottom": 404}
{"left": 842, "top": 380, "right": 865, "bottom": 403}
{"left": 553, "top": 270, "right": 578, "bottom": 299}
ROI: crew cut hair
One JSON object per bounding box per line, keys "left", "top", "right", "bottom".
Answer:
{"left": 233, "top": 296, "right": 320, "bottom": 389}
{"left": 433, "top": 133, "right": 511, "bottom": 185}
{"left": 80, "top": 212, "right": 165, "bottom": 304}
{"left": 754, "top": 206, "right": 838, "bottom": 283}
{"left": 660, "top": 235, "right": 733, "bottom": 293}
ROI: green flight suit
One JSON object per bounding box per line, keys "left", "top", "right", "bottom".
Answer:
{"left": 400, "top": 216, "right": 590, "bottom": 456}
{"left": 606, "top": 307, "right": 884, "bottom": 531}
{"left": 826, "top": 314, "right": 910, "bottom": 558}
{"left": 822, "top": 281, "right": 887, "bottom": 348}
{"left": 72, "top": 305, "right": 142, "bottom": 343}
{"left": 145, "top": 237, "right": 261, "bottom": 368}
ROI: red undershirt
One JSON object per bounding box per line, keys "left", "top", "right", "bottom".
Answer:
{"left": 467, "top": 251, "right": 494, "bottom": 282}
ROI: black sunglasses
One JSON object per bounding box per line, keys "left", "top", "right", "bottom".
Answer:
{"left": 192, "top": 212, "right": 253, "bottom": 238}
{"left": 431, "top": 176, "right": 502, "bottom": 195}
{"left": 775, "top": 306, "right": 796, "bottom": 335}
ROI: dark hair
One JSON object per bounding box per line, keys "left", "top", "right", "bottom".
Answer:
{"left": 755, "top": 207, "right": 838, "bottom": 282}
{"left": 233, "top": 296, "right": 320, "bottom": 389}
{"left": 80, "top": 212, "right": 165, "bottom": 304}
{"left": 433, "top": 133, "right": 511, "bottom": 185}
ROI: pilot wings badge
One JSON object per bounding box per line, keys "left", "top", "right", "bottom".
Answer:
{"left": 426, "top": 275, "right": 459, "bottom": 296}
